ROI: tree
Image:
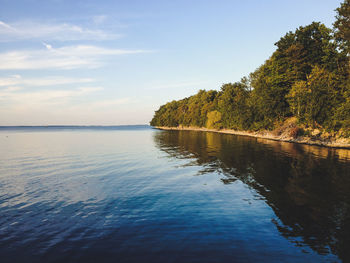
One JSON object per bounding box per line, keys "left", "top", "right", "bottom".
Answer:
{"left": 150, "top": 1, "right": 349, "bottom": 137}
{"left": 286, "top": 80, "right": 310, "bottom": 120}
{"left": 287, "top": 66, "right": 340, "bottom": 128}
{"left": 249, "top": 58, "right": 291, "bottom": 129}
{"left": 217, "top": 82, "right": 250, "bottom": 130}
{"left": 335, "top": 78, "right": 350, "bottom": 132}
{"left": 274, "top": 22, "right": 338, "bottom": 79}
{"left": 206, "top": 111, "right": 222, "bottom": 129}
{"left": 334, "top": 0, "right": 350, "bottom": 55}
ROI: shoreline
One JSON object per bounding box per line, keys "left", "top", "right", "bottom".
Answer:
{"left": 155, "top": 126, "right": 350, "bottom": 149}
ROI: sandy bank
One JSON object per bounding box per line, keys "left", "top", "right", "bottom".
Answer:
{"left": 155, "top": 126, "right": 350, "bottom": 149}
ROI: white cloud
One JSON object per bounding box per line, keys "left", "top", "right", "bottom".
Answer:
{"left": 43, "top": 42, "right": 53, "bottom": 50}
{"left": 59, "top": 97, "right": 134, "bottom": 116}
{"left": 0, "top": 86, "right": 103, "bottom": 107}
{"left": 0, "top": 44, "right": 149, "bottom": 70}
{"left": 0, "top": 85, "right": 143, "bottom": 125}
{"left": 0, "top": 20, "right": 117, "bottom": 42}
{"left": 0, "top": 21, "right": 13, "bottom": 30}
{"left": 0, "top": 75, "right": 94, "bottom": 87}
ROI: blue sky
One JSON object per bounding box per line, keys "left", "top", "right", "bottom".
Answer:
{"left": 0, "top": 0, "right": 343, "bottom": 125}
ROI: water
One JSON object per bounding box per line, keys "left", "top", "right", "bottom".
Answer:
{"left": 0, "top": 126, "right": 349, "bottom": 262}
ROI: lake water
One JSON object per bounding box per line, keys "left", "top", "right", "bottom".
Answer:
{"left": 0, "top": 126, "right": 349, "bottom": 262}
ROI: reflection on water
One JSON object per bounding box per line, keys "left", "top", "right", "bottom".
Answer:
{"left": 154, "top": 130, "right": 350, "bottom": 262}
{"left": 0, "top": 127, "right": 349, "bottom": 262}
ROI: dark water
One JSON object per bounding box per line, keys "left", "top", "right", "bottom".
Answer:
{"left": 0, "top": 126, "right": 349, "bottom": 262}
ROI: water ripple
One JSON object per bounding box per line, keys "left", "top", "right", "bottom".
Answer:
{"left": 0, "top": 128, "right": 348, "bottom": 262}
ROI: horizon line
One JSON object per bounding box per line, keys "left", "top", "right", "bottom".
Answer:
{"left": 0, "top": 124, "right": 150, "bottom": 127}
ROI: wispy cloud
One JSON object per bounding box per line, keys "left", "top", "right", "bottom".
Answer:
{"left": 66, "top": 98, "right": 133, "bottom": 112}
{"left": 0, "top": 84, "right": 138, "bottom": 125}
{"left": 0, "top": 20, "right": 117, "bottom": 42}
{"left": 0, "top": 44, "right": 149, "bottom": 70}
{"left": 0, "top": 75, "right": 94, "bottom": 87}
{"left": 0, "top": 86, "right": 103, "bottom": 107}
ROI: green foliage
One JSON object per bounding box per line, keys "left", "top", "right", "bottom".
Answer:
{"left": 286, "top": 66, "right": 341, "bottom": 128}
{"left": 248, "top": 58, "right": 292, "bottom": 129}
{"left": 150, "top": 90, "right": 218, "bottom": 128}
{"left": 334, "top": 0, "right": 350, "bottom": 55}
{"left": 218, "top": 82, "right": 251, "bottom": 130}
{"left": 286, "top": 80, "right": 310, "bottom": 120}
{"left": 335, "top": 79, "right": 350, "bottom": 130}
{"left": 150, "top": 0, "right": 350, "bottom": 135}
{"left": 206, "top": 110, "right": 222, "bottom": 129}
{"left": 274, "top": 22, "right": 339, "bottom": 75}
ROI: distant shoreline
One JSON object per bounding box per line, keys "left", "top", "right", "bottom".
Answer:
{"left": 0, "top": 124, "right": 149, "bottom": 128}
{"left": 0, "top": 125, "right": 151, "bottom": 132}
{"left": 155, "top": 126, "right": 350, "bottom": 149}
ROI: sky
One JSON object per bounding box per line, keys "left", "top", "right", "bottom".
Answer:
{"left": 0, "top": 0, "right": 344, "bottom": 125}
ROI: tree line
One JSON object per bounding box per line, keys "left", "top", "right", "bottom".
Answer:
{"left": 151, "top": 0, "right": 350, "bottom": 136}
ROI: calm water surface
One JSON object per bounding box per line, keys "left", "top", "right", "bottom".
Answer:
{"left": 0, "top": 126, "right": 349, "bottom": 262}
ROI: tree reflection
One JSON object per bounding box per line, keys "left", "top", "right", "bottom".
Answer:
{"left": 153, "top": 130, "right": 350, "bottom": 262}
